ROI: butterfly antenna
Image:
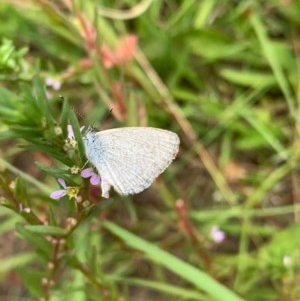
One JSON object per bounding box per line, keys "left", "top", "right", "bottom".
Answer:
{"left": 60, "top": 95, "right": 85, "bottom": 119}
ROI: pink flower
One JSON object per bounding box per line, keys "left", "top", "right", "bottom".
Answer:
{"left": 100, "top": 34, "right": 137, "bottom": 69}
{"left": 45, "top": 77, "right": 61, "bottom": 91}
{"left": 210, "top": 225, "right": 226, "bottom": 243}
{"left": 81, "top": 168, "right": 101, "bottom": 185}
{"left": 50, "top": 178, "right": 79, "bottom": 200}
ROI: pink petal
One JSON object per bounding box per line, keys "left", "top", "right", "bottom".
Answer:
{"left": 58, "top": 178, "right": 67, "bottom": 189}
{"left": 50, "top": 189, "right": 67, "bottom": 200}
{"left": 53, "top": 82, "right": 61, "bottom": 90}
{"left": 45, "top": 77, "right": 61, "bottom": 90}
{"left": 101, "top": 44, "right": 117, "bottom": 69}
{"left": 90, "top": 173, "right": 101, "bottom": 185}
{"left": 45, "top": 78, "right": 54, "bottom": 86}
{"left": 116, "top": 34, "right": 137, "bottom": 63}
{"left": 210, "top": 226, "right": 225, "bottom": 243}
{"left": 81, "top": 168, "right": 94, "bottom": 178}
{"left": 67, "top": 124, "right": 74, "bottom": 139}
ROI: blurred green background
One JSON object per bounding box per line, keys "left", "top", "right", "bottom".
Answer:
{"left": 0, "top": 1, "right": 300, "bottom": 300}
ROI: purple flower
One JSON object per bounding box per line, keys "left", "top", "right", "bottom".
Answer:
{"left": 50, "top": 178, "right": 79, "bottom": 200}
{"left": 210, "top": 225, "right": 226, "bottom": 243}
{"left": 81, "top": 168, "right": 101, "bottom": 185}
{"left": 50, "top": 178, "right": 67, "bottom": 199}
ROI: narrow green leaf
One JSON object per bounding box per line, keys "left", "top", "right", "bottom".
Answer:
{"left": 16, "top": 223, "right": 52, "bottom": 258}
{"left": 250, "top": 13, "right": 295, "bottom": 114}
{"left": 60, "top": 97, "right": 71, "bottom": 135}
{"left": 14, "top": 176, "right": 28, "bottom": 202}
{"left": 19, "top": 82, "right": 41, "bottom": 121}
{"left": 17, "top": 268, "right": 44, "bottom": 297}
{"left": 0, "top": 252, "right": 35, "bottom": 274}
{"left": 220, "top": 69, "right": 276, "bottom": 88}
{"left": 103, "top": 221, "right": 246, "bottom": 301}
{"left": 69, "top": 109, "right": 85, "bottom": 161}
{"left": 33, "top": 76, "right": 55, "bottom": 128}
{"left": 25, "top": 225, "right": 67, "bottom": 236}
{"left": 112, "top": 276, "right": 204, "bottom": 300}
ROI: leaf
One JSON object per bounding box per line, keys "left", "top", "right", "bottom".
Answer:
{"left": 250, "top": 13, "right": 295, "bottom": 113}
{"left": 14, "top": 176, "right": 28, "bottom": 202}
{"left": 69, "top": 109, "right": 85, "bottom": 162}
{"left": 220, "top": 69, "right": 276, "bottom": 88}
{"left": 25, "top": 225, "right": 67, "bottom": 236}
{"left": 17, "top": 267, "right": 44, "bottom": 297}
{"left": 16, "top": 223, "right": 52, "bottom": 258}
{"left": 112, "top": 276, "right": 204, "bottom": 300}
{"left": 103, "top": 221, "right": 246, "bottom": 301}
{"left": 0, "top": 252, "right": 35, "bottom": 274}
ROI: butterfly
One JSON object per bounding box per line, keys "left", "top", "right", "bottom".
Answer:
{"left": 83, "top": 127, "right": 179, "bottom": 198}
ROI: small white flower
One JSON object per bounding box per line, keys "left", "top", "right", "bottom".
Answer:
{"left": 70, "top": 165, "right": 81, "bottom": 175}
{"left": 54, "top": 125, "right": 63, "bottom": 136}
{"left": 283, "top": 255, "right": 292, "bottom": 267}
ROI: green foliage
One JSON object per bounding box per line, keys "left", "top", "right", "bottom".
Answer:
{"left": 0, "top": 38, "right": 32, "bottom": 80}
{"left": 0, "top": 1, "right": 300, "bottom": 301}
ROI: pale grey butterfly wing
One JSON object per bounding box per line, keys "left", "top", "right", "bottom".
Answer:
{"left": 84, "top": 127, "right": 179, "bottom": 198}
